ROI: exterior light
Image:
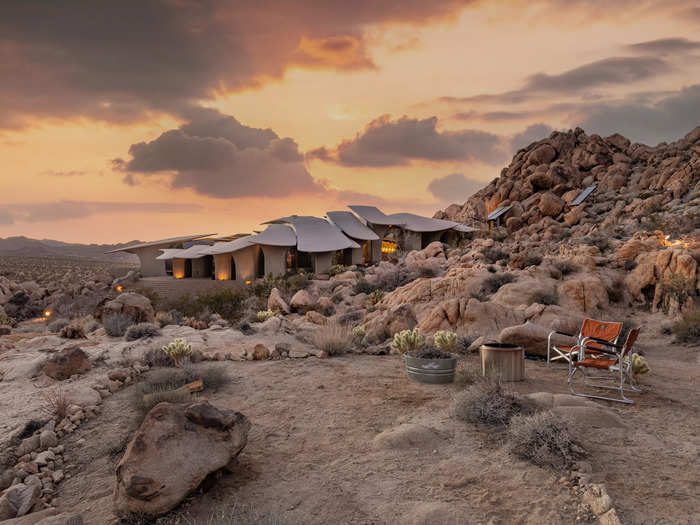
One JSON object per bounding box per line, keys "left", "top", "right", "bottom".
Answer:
{"left": 115, "top": 285, "right": 123, "bottom": 292}
{"left": 245, "top": 280, "right": 252, "bottom": 285}
{"left": 44, "top": 310, "right": 52, "bottom": 318}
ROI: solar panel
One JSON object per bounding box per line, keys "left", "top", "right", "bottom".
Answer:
{"left": 571, "top": 184, "right": 597, "bottom": 206}
{"left": 487, "top": 205, "right": 513, "bottom": 221}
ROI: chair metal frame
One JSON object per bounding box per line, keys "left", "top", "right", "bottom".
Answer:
{"left": 567, "top": 328, "right": 642, "bottom": 404}
{"left": 547, "top": 318, "right": 623, "bottom": 365}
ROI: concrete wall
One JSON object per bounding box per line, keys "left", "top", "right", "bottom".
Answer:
{"left": 134, "top": 277, "right": 245, "bottom": 301}
{"left": 349, "top": 247, "right": 363, "bottom": 265}
{"left": 312, "top": 252, "right": 334, "bottom": 274}
{"left": 172, "top": 259, "right": 186, "bottom": 279}
{"left": 233, "top": 245, "right": 258, "bottom": 282}
{"left": 403, "top": 231, "right": 422, "bottom": 252}
{"left": 260, "top": 245, "right": 288, "bottom": 277}
{"left": 213, "top": 253, "right": 233, "bottom": 280}
{"left": 133, "top": 246, "right": 168, "bottom": 277}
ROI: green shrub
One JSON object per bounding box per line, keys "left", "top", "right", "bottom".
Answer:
{"left": 507, "top": 411, "right": 582, "bottom": 470}
{"left": 47, "top": 318, "right": 70, "bottom": 333}
{"left": 529, "top": 290, "right": 558, "bottom": 306}
{"left": 104, "top": 313, "right": 133, "bottom": 337}
{"left": 671, "top": 308, "right": 700, "bottom": 343}
{"left": 481, "top": 273, "right": 516, "bottom": 295}
{"left": 0, "top": 312, "right": 17, "bottom": 327}
{"left": 125, "top": 322, "right": 161, "bottom": 341}
{"left": 351, "top": 325, "right": 366, "bottom": 341}
{"left": 312, "top": 323, "right": 352, "bottom": 355}
{"left": 168, "top": 290, "right": 246, "bottom": 322}
{"left": 392, "top": 328, "right": 424, "bottom": 354}
{"left": 450, "top": 380, "right": 526, "bottom": 426}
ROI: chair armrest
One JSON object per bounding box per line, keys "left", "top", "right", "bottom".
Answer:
{"left": 581, "top": 344, "right": 618, "bottom": 357}
{"left": 548, "top": 330, "right": 575, "bottom": 338}
{"left": 586, "top": 336, "right": 623, "bottom": 350}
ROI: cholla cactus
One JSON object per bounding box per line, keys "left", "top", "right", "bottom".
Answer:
{"left": 256, "top": 309, "right": 275, "bottom": 322}
{"left": 434, "top": 330, "right": 457, "bottom": 352}
{"left": 161, "top": 338, "right": 192, "bottom": 367}
{"left": 628, "top": 353, "right": 651, "bottom": 377}
{"left": 352, "top": 325, "right": 366, "bottom": 340}
{"left": 392, "top": 328, "right": 424, "bottom": 354}
{"left": 369, "top": 289, "right": 384, "bottom": 305}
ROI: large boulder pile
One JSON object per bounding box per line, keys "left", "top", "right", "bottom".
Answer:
{"left": 114, "top": 401, "right": 250, "bottom": 516}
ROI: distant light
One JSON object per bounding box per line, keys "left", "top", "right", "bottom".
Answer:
{"left": 245, "top": 280, "right": 252, "bottom": 285}
{"left": 115, "top": 285, "right": 124, "bottom": 292}
{"left": 44, "top": 310, "right": 52, "bottom": 318}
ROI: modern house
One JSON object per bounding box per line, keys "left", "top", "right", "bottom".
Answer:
{"left": 108, "top": 205, "right": 475, "bottom": 289}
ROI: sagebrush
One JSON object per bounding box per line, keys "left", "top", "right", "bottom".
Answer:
{"left": 312, "top": 323, "right": 352, "bottom": 355}
{"left": 451, "top": 379, "right": 526, "bottom": 426}
{"left": 507, "top": 411, "right": 582, "bottom": 470}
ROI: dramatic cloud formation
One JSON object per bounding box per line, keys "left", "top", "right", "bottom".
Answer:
{"left": 4, "top": 201, "right": 199, "bottom": 223}
{"left": 307, "top": 115, "right": 507, "bottom": 166}
{"left": 626, "top": 37, "right": 700, "bottom": 54}
{"left": 579, "top": 84, "right": 700, "bottom": 145}
{"left": 427, "top": 173, "right": 485, "bottom": 202}
{"left": 0, "top": 0, "right": 473, "bottom": 128}
{"left": 509, "top": 124, "right": 555, "bottom": 152}
{"left": 117, "top": 109, "right": 321, "bottom": 198}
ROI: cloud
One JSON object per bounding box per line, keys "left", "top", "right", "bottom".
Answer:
{"left": 2, "top": 201, "right": 200, "bottom": 224}
{"left": 118, "top": 108, "right": 321, "bottom": 198}
{"left": 0, "top": 0, "right": 474, "bottom": 128}
{"left": 578, "top": 84, "right": 700, "bottom": 145}
{"left": 509, "top": 123, "right": 554, "bottom": 152}
{"left": 626, "top": 38, "right": 700, "bottom": 55}
{"left": 427, "top": 173, "right": 485, "bottom": 202}
{"left": 307, "top": 115, "right": 507, "bottom": 166}
{"left": 40, "top": 170, "right": 88, "bottom": 177}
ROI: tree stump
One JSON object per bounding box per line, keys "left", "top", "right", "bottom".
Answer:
{"left": 480, "top": 343, "right": 524, "bottom": 381}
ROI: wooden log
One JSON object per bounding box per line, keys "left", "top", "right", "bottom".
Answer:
{"left": 480, "top": 343, "right": 524, "bottom": 382}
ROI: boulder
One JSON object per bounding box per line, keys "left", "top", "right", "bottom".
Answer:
{"left": 305, "top": 310, "right": 327, "bottom": 325}
{"left": 103, "top": 293, "right": 154, "bottom": 323}
{"left": 498, "top": 322, "right": 555, "bottom": 357}
{"left": 267, "top": 288, "right": 290, "bottom": 314}
{"left": 289, "top": 289, "right": 315, "bottom": 313}
{"left": 538, "top": 192, "right": 565, "bottom": 217}
{"left": 558, "top": 274, "right": 609, "bottom": 313}
{"left": 43, "top": 346, "right": 91, "bottom": 380}
{"left": 0, "top": 325, "right": 11, "bottom": 336}
{"left": 0, "top": 482, "right": 40, "bottom": 520}
{"left": 251, "top": 344, "right": 270, "bottom": 360}
{"left": 114, "top": 401, "right": 250, "bottom": 516}
{"left": 526, "top": 143, "right": 556, "bottom": 166}
{"left": 372, "top": 424, "right": 442, "bottom": 450}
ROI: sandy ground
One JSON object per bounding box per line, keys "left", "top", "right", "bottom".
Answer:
{"left": 2, "top": 311, "right": 698, "bottom": 525}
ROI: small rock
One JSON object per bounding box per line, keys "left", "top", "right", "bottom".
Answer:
{"left": 39, "top": 431, "right": 58, "bottom": 449}
{"left": 251, "top": 344, "right": 270, "bottom": 361}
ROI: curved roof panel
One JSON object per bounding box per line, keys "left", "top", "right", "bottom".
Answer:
{"left": 385, "top": 213, "right": 458, "bottom": 233}
{"left": 327, "top": 211, "right": 380, "bottom": 241}
{"left": 105, "top": 233, "right": 216, "bottom": 253}
{"left": 348, "top": 205, "right": 402, "bottom": 226}
{"left": 249, "top": 224, "right": 297, "bottom": 247}
{"left": 206, "top": 236, "right": 255, "bottom": 255}
{"left": 292, "top": 217, "right": 360, "bottom": 252}
{"left": 156, "top": 249, "right": 186, "bottom": 260}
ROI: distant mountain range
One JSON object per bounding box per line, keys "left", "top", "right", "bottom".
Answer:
{"left": 0, "top": 236, "right": 139, "bottom": 263}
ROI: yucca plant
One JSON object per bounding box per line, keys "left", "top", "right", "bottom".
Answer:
{"left": 392, "top": 328, "right": 425, "bottom": 354}
{"left": 434, "top": 330, "right": 457, "bottom": 353}
{"left": 161, "top": 338, "right": 193, "bottom": 367}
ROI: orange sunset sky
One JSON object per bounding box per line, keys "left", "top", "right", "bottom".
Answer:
{"left": 1, "top": 0, "right": 699, "bottom": 243}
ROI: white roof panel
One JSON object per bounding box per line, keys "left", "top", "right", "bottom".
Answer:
{"left": 105, "top": 233, "right": 216, "bottom": 253}
{"left": 385, "top": 212, "right": 458, "bottom": 233}
{"left": 326, "top": 211, "right": 380, "bottom": 241}
{"left": 348, "top": 205, "right": 402, "bottom": 226}
{"left": 156, "top": 249, "right": 186, "bottom": 260}
{"left": 292, "top": 217, "right": 360, "bottom": 252}
{"left": 206, "top": 236, "right": 255, "bottom": 255}
{"left": 249, "top": 224, "right": 297, "bottom": 247}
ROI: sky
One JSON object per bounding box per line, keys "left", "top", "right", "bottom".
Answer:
{"left": 1, "top": 0, "right": 699, "bottom": 243}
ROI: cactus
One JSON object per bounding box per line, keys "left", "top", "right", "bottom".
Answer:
{"left": 256, "top": 309, "right": 276, "bottom": 322}
{"left": 628, "top": 353, "right": 650, "bottom": 377}
{"left": 392, "top": 328, "right": 425, "bottom": 354}
{"left": 434, "top": 330, "right": 457, "bottom": 352}
{"left": 161, "top": 338, "right": 193, "bottom": 367}
{"left": 368, "top": 289, "right": 384, "bottom": 305}
{"left": 351, "top": 325, "right": 366, "bottom": 340}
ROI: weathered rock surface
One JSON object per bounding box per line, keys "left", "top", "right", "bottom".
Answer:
{"left": 114, "top": 401, "right": 250, "bottom": 516}
{"left": 0, "top": 481, "right": 40, "bottom": 520}
{"left": 267, "top": 287, "right": 290, "bottom": 314}
{"left": 103, "top": 292, "right": 154, "bottom": 323}
{"left": 42, "top": 346, "right": 91, "bottom": 380}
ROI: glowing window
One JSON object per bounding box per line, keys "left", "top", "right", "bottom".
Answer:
{"left": 381, "top": 240, "right": 399, "bottom": 254}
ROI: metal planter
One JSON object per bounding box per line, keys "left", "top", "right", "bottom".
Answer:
{"left": 404, "top": 352, "right": 458, "bottom": 384}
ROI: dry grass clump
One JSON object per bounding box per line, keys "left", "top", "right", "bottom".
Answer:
{"left": 453, "top": 360, "right": 480, "bottom": 387}
{"left": 529, "top": 290, "right": 558, "bottom": 306}
{"left": 41, "top": 387, "right": 69, "bottom": 421}
{"left": 552, "top": 260, "right": 578, "bottom": 277}
{"left": 522, "top": 254, "right": 543, "bottom": 267}
{"left": 143, "top": 345, "right": 175, "bottom": 367}
{"left": 131, "top": 383, "right": 194, "bottom": 420}
{"left": 181, "top": 502, "right": 286, "bottom": 525}
{"left": 450, "top": 379, "right": 526, "bottom": 427}
{"left": 671, "top": 308, "right": 700, "bottom": 343}
{"left": 312, "top": 323, "right": 352, "bottom": 355}
{"left": 124, "top": 322, "right": 161, "bottom": 341}
{"left": 59, "top": 321, "right": 87, "bottom": 339}
{"left": 506, "top": 411, "right": 581, "bottom": 470}
{"left": 104, "top": 313, "right": 133, "bottom": 337}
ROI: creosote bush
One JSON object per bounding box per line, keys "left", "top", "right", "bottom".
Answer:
{"left": 529, "top": 290, "right": 558, "bottom": 306}
{"left": 312, "top": 323, "right": 352, "bottom": 356}
{"left": 481, "top": 273, "right": 516, "bottom": 295}
{"left": 507, "top": 411, "right": 581, "bottom": 470}
{"left": 392, "top": 328, "right": 424, "bottom": 354}
{"left": 552, "top": 260, "right": 577, "bottom": 277}
{"left": 125, "top": 322, "right": 161, "bottom": 341}
{"left": 450, "top": 379, "right": 526, "bottom": 427}
{"left": 481, "top": 246, "right": 510, "bottom": 264}
{"left": 104, "top": 313, "right": 133, "bottom": 337}
{"left": 522, "top": 254, "right": 543, "bottom": 267}
{"left": 671, "top": 308, "right": 700, "bottom": 343}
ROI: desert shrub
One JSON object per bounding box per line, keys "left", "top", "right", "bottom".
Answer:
{"left": 671, "top": 308, "right": 700, "bottom": 343}
{"left": 454, "top": 360, "right": 480, "bottom": 387}
{"left": 434, "top": 330, "right": 457, "bottom": 352}
{"left": 312, "top": 323, "right": 352, "bottom": 355}
{"left": 529, "top": 290, "right": 558, "bottom": 306}
{"left": 0, "top": 312, "right": 17, "bottom": 327}
{"left": 392, "top": 328, "right": 425, "bottom": 354}
{"left": 199, "top": 365, "right": 230, "bottom": 392}
{"left": 481, "top": 273, "right": 516, "bottom": 295}
{"left": 661, "top": 273, "right": 695, "bottom": 308}
{"left": 83, "top": 318, "right": 101, "bottom": 333}
{"left": 155, "top": 311, "right": 176, "bottom": 327}
{"left": 481, "top": 246, "right": 510, "bottom": 264}
{"left": 552, "top": 260, "right": 577, "bottom": 276}
{"left": 626, "top": 353, "right": 651, "bottom": 378}
{"left": 59, "top": 322, "right": 86, "bottom": 339}
{"left": 47, "top": 318, "right": 70, "bottom": 333}
{"left": 132, "top": 382, "right": 194, "bottom": 420}
{"left": 104, "top": 313, "right": 133, "bottom": 337}
{"left": 450, "top": 380, "right": 526, "bottom": 427}
{"left": 368, "top": 289, "right": 384, "bottom": 305}
{"left": 585, "top": 235, "right": 609, "bottom": 253}
{"left": 419, "top": 266, "right": 437, "bottom": 278}
{"left": 351, "top": 325, "right": 365, "bottom": 341}
{"left": 327, "top": 264, "right": 347, "bottom": 277}
{"left": 507, "top": 411, "right": 581, "bottom": 470}
{"left": 256, "top": 309, "right": 275, "bottom": 322}
{"left": 41, "top": 387, "right": 69, "bottom": 421}
{"left": 144, "top": 367, "right": 195, "bottom": 390}
{"left": 143, "top": 346, "right": 175, "bottom": 367}
{"left": 486, "top": 265, "right": 496, "bottom": 273}
{"left": 168, "top": 290, "right": 246, "bottom": 322}
{"left": 523, "top": 254, "right": 543, "bottom": 267}
{"left": 457, "top": 333, "right": 477, "bottom": 353}
{"left": 162, "top": 338, "right": 193, "bottom": 366}
{"left": 353, "top": 277, "right": 377, "bottom": 295}
{"left": 181, "top": 503, "right": 285, "bottom": 525}
{"left": 125, "top": 322, "right": 161, "bottom": 341}
{"left": 607, "top": 278, "right": 625, "bottom": 304}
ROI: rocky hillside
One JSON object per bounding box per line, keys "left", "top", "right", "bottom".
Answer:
{"left": 435, "top": 126, "right": 700, "bottom": 241}
{"left": 0, "top": 236, "right": 138, "bottom": 262}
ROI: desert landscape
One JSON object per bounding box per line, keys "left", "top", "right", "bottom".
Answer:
{"left": 1, "top": 126, "right": 699, "bottom": 524}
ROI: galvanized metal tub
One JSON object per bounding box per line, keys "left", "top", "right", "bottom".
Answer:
{"left": 404, "top": 352, "right": 458, "bottom": 384}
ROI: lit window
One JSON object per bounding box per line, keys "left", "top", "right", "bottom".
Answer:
{"left": 381, "top": 240, "right": 399, "bottom": 254}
